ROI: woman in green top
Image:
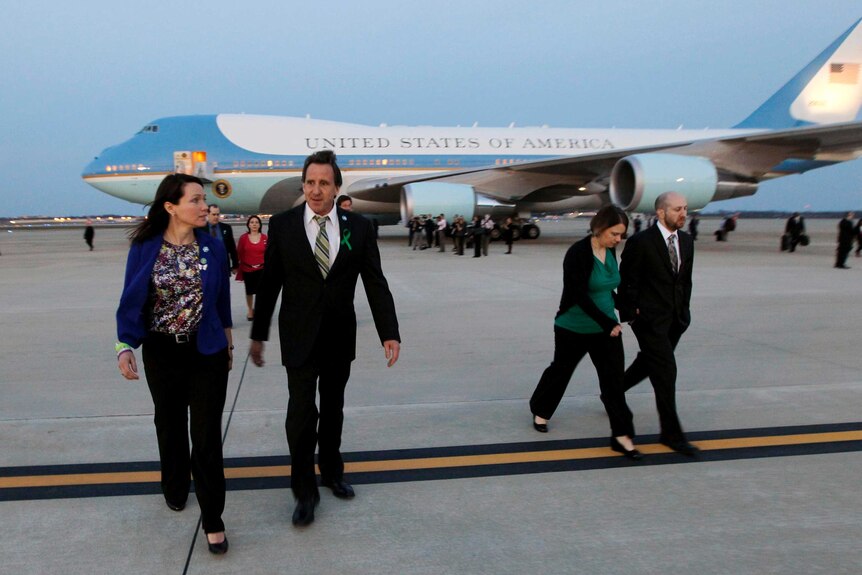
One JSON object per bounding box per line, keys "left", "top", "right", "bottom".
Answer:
{"left": 529, "top": 206, "right": 641, "bottom": 460}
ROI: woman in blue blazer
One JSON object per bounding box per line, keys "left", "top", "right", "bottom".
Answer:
{"left": 116, "top": 174, "right": 233, "bottom": 554}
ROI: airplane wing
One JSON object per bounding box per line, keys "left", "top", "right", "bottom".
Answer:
{"left": 349, "top": 120, "right": 862, "bottom": 207}
{"left": 347, "top": 140, "right": 693, "bottom": 204}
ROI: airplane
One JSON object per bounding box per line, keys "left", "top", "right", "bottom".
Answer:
{"left": 83, "top": 19, "right": 862, "bottom": 238}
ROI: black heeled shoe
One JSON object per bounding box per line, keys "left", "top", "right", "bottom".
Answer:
{"left": 532, "top": 416, "right": 548, "bottom": 433}
{"left": 610, "top": 437, "right": 643, "bottom": 460}
{"left": 165, "top": 498, "right": 186, "bottom": 512}
{"left": 206, "top": 533, "right": 229, "bottom": 555}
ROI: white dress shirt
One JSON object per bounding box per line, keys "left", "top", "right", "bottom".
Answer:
{"left": 304, "top": 203, "right": 340, "bottom": 268}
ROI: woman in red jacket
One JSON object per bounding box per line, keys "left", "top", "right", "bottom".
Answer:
{"left": 236, "top": 215, "right": 267, "bottom": 320}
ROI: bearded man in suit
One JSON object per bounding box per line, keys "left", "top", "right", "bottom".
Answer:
{"left": 250, "top": 150, "right": 401, "bottom": 526}
{"left": 618, "top": 191, "right": 699, "bottom": 456}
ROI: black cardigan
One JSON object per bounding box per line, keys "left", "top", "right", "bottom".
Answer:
{"left": 555, "top": 235, "right": 619, "bottom": 334}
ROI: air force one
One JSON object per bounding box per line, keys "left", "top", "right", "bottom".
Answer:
{"left": 84, "top": 19, "right": 862, "bottom": 236}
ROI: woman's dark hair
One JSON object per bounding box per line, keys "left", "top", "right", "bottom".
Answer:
{"left": 246, "top": 214, "right": 263, "bottom": 233}
{"left": 128, "top": 173, "right": 204, "bottom": 243}
{"left": 302, "top": 150, "right": 342, "bottom": 187}
{"left": 590, "top": 205, "right": 629, "bottom": 235}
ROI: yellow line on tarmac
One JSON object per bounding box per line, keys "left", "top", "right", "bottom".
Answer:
{"left": 2, "top": 430, "right": 860, "bottom": 490}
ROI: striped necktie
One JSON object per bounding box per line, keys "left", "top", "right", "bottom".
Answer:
{"left": 668, "top": 234, "right": 679, "bottom": 274}
{"left": 313, "top": 215, "right": 330, "bottom": 278}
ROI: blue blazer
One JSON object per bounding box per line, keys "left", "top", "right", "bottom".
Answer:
{"left": 116, "top": 228, "right": 233, "bottom": 355}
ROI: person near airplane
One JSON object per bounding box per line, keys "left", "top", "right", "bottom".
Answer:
{"left": 207, "top": 204, "right": 239, "bottom": 273}
{"left": 530, "top": 206, "right": 641, "bottom": 459}
{"left": 84, "top": 219, "right": 95, "bottom": 250}
{"left": 836, "top": 211, "right": 856, "bottom": 269}
{"left": 235, "top": 215, "right": 267, "bottom": 321}
{"left": 784, "top": 212, "right": 806, "bottom": 252}
{"left": 249, "top": 150, "right": 400, "bottom": 527}
{"left": 115, "top": 173, "right": 233, "bottom": 554}
{"left": 336, "top": 195, "right": 353, "bottom": 211}
{"left": 618, "top": 191, "right": 699, "bottom": 456}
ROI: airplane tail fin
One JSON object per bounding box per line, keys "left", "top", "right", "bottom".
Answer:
{"left": 735, "top": 18, "right": 862, "bottom": 129}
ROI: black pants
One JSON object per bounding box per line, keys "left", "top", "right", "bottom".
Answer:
{"left": 285, "top": 339, "right": 352, "bottom": 501}
{"left": 623, "top": 319, "right": 687, "bottom": 442}
{"left": 530, "top": 326, "right": 633, "bottom": 438}
{"left": 142, "top": 335, "right": 228, "bottom": 533}
{"left": 836, "top": 242, "right": 852, "bottom": 267}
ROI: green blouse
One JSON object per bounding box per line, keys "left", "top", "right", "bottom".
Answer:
{"left": 555, "top": 249, "right": 620, "bottom": 334}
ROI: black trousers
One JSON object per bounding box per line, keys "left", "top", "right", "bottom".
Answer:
{"left": 142, "top": 335, "right": 228, "bottom": 534}
{"left": 530, "top": 326, "right": 633, "bottom": 438}
{"left": 623, "top": 319, "right": 687, "bottom": 442}
{"left": 285, "top": 338, "right": 352, "bottom": 501}
{"left": 836, "top": 242, "right": 852, "bottom": 267}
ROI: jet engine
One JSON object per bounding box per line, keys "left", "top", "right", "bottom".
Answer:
{"left": 400, "top": 182, "right": 515, "bottom": 221}
{"left": 609, "top": 154, "right": 720, "bottom": 212}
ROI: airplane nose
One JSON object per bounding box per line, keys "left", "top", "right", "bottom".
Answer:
{"left": 82, "top": 156, "right": 102, "bottom": 177}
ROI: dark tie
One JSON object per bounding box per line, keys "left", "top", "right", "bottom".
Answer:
{"left": 210, "top": 225, "right": 218, "bottom": 237}
{"left": 668, "top": 234, "right": 679, "bottom": 274}
{"left": 313, "top": 215, "right": 330, "bottom": 278}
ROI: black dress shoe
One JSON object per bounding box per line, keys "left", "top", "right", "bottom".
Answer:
{"left": 321, "top": 478, "right": 355, "bottom": 499}
{"left": 292, "top": 495, "right": 320, "bottom": 527}
{"left": 532, "top": 416, "right": 548, "bottom": 433}
{"left": 165, "top": 499, "right": 186, "bottom": 512}
{"left": 660, "top": 437, "right": 700, "bottom": 456}
{"left": 206, "top": 534, "right": 229, "bottom": 555}
{"left": 610, "top": 437, "right": 643, "bottom": 461}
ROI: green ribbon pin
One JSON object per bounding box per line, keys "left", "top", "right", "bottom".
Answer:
{"left": 341, "top": 229, "right": 352, "bottom": 250}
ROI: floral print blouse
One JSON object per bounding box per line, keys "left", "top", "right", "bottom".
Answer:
{"left": 149, "top": 241, "right": 203, "bottom": 334}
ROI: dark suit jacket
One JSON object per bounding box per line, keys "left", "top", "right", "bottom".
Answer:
{"left": 215, "top": 222, "right": 239, "bottom": 270}
{"left": 838, "top": 217, "right": 855, "bottom": 247}
{"left": 251, "top": 204, "right": 400, "bottom": 367}
{"left": 618, "top": 225, "right": 693, "bottom": 332}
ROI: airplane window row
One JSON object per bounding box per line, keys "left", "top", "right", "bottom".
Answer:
{"left": 231, "top": 160, "right": 296, "bottom": 168}
{"left": 346, "top": 158, "right": 417, "bottom": 167}
{"left": 495, "top": 158, "right": 526, "bottom": 165}
{"left": 106, "top": 164, "right": 146, "bottom": 172}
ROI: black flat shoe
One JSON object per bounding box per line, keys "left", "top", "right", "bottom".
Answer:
{"left": 321, "top": 478, "right": 355, "bottom": 499}
{"left": 610, "top": 437, "right": 643, "bottom": 461}
{"left": 659, "top": 437, "right": 700, "bottom": 456}
{"left": 206, "top": 534, "right": 229, "bottom": 555}
{"left": 532, "top": 416, "right": 548, "bottom": 433}
{"left": 165, "top": 499, "right": 186, "bottom": 512}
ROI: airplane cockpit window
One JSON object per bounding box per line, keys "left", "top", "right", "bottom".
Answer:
{"left": 136, "top": 125, "right": 160, "bottom": 134}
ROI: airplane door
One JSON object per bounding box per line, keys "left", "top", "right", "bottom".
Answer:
{"left": 174, "top": 150, "right": 209, "bottom": 178}
{"left": 174, "top": 151, "right": 193, "bottom": 174}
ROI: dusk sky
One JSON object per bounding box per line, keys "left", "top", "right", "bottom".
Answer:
{"left": 1, "top": 0, "right": 860, "bottom": 216}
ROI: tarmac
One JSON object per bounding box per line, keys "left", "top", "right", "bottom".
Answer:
{"left": 1, "top": 216, "right": 860, "bottom": 575}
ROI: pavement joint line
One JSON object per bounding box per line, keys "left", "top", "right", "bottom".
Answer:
{"left": 2, "top": 428, "right": 860, "bottom": 490}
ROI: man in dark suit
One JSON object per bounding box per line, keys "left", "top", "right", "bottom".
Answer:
{"left": 836, "top": 211, "right": 855, "bottom": 269}
{"left": 250, "top": 150, "right": 401, "bottom": 527}
{"left": 207, "top": 204, "right": 239, "bottom": 272}
{"left": 618, "top": 191, "right": 699, "bottom": 456}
